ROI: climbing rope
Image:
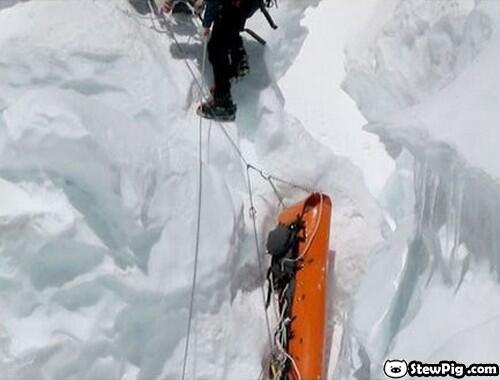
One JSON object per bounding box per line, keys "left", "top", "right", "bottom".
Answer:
{"left": 246, "top": 166, "right": 276, "bottom": 349}
{"left": 180, "top": 33, "right": 208, "bottom": 380}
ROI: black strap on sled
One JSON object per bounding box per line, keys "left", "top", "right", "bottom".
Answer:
{"left": 265, "top": 216, "right": 304, "bottom": 379}
{"left": 265, "top": 218, "right": 304, "bottom": 307}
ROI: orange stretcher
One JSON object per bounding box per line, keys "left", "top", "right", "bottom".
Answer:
{"left": 273, "top": 192, "right": 333, "bottom": 380}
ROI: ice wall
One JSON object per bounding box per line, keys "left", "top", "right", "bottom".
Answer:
{"left": 337, "top": 0, "right": 500, "bottom": 378}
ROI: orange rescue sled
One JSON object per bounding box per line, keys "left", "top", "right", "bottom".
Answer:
{"left": 266, "top": 193, "right": 333, "bottom": 380}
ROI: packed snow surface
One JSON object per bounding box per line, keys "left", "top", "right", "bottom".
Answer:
{"left": 0, "top": 0, "right": 498, "bottom": 379}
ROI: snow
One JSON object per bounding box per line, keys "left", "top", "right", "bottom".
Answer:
{"left": 336, "top": 0, "right": 500, "bottom": 378}
{"left": 0, "top": 0, "right": 498, "bottom": 379}
{"left": 278, "top": 0, "right": 395, "bottom": 198}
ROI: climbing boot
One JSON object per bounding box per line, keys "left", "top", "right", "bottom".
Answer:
{"left": 197, "top": 93, "right": 237, "bottom": 122}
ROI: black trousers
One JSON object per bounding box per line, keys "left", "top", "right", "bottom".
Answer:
{"left": 208, "top": 4, "right": 247, "bottom": 99}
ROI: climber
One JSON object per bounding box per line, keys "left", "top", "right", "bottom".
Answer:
{"left": 159, "top": 0, "right": 258, "bottom": 122}
{"left": 197, "top": 0, "right": 256, "bottom": 122}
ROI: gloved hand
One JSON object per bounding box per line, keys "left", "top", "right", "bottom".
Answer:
{"left": 157, "top": 0, "right": 174, "bottom": 13}
{"left": 193, "top": 0, "right": 205, "bottom": 16}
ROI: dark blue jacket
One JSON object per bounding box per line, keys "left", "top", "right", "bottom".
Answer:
{"left": 202, "top": 0, "right": 222, "bottom": 28}
{"left": 202, "top": 0, "right": 260, "bottom": 28}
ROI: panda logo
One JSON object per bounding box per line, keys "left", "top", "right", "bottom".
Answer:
{"left": 383, "top": 360, "right": 408, "bottom": 378}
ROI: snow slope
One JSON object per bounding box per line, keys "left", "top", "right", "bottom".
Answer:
{"left": 0, "top": 1, "right": 387, "bottom": 379}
